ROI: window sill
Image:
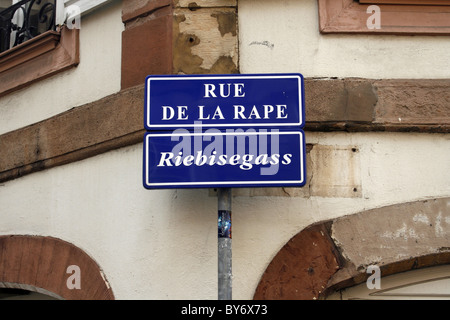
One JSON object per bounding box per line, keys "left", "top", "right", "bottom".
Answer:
{"left": 0, "top": 26, "right": 79, "bottom": 97}
{"left": 0, "top": 31, "right": 61, "bottom": 73}
{"left": 318, "top": 0, "right": 450, "bottom": 35}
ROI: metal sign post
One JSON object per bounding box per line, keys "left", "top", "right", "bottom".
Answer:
{"left": 218, "top": 188, "right": 232, "bottom": 300}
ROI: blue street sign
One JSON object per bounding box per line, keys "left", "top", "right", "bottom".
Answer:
{"left": 143, "top": 129, "right": 306, "bottom": 189}
{"left": 145, "top": 74, "right": 305, "bottom": 130}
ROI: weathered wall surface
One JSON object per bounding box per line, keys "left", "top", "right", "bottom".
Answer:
{"left": 240, "top": 0, "right": 450, "bottom": 299}
{"left": 254, "top": 198, "right": 450, "bottom": 300}
{"left": 173, "top": 0, "right": 238, "bottom": 74}
{"left": 332, "top": 198, "right": 450, "bottom": 268}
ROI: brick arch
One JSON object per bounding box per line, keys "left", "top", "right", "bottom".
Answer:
{"left": 254, "top": 197, "right": 450, "bottom": 300}
{"left": 0, "top": 235, "right": 114, "bottom": 300}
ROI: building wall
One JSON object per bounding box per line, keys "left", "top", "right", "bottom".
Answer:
{"left": 240, "top": 0, "right": 450, "bottom": 79}
{"left": 0, "top": 0, "right": 449, "bottom": 300}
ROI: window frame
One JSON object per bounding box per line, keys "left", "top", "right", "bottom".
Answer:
{"left": 0, "top": 0, "right": 111, "bottom": 97}
{"left": 318, "top": 0, "right": 450, "bottom": 35}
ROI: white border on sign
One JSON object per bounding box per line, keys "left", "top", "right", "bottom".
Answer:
{"left": 144, "top": 131, "right": 305, "bottom": 188}
{"left": 146, "top": 75, "right": 304, "bottom": 130}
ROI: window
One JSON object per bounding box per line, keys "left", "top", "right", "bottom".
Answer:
{"left": 0, "top": 0, "right": 82, "bottom": 96}
{"left": 318, "top": 0, "right": 450, "bottom": 35}
{"left": 0, "top": 0, "right": 60, "bottom": 53}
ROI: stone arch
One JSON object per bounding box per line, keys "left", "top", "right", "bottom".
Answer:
{"left": 0, "top": 235, "right": 114, "bottom": 300}
{"left": 254, "top": 197, "right": 450, "bottom": 300}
